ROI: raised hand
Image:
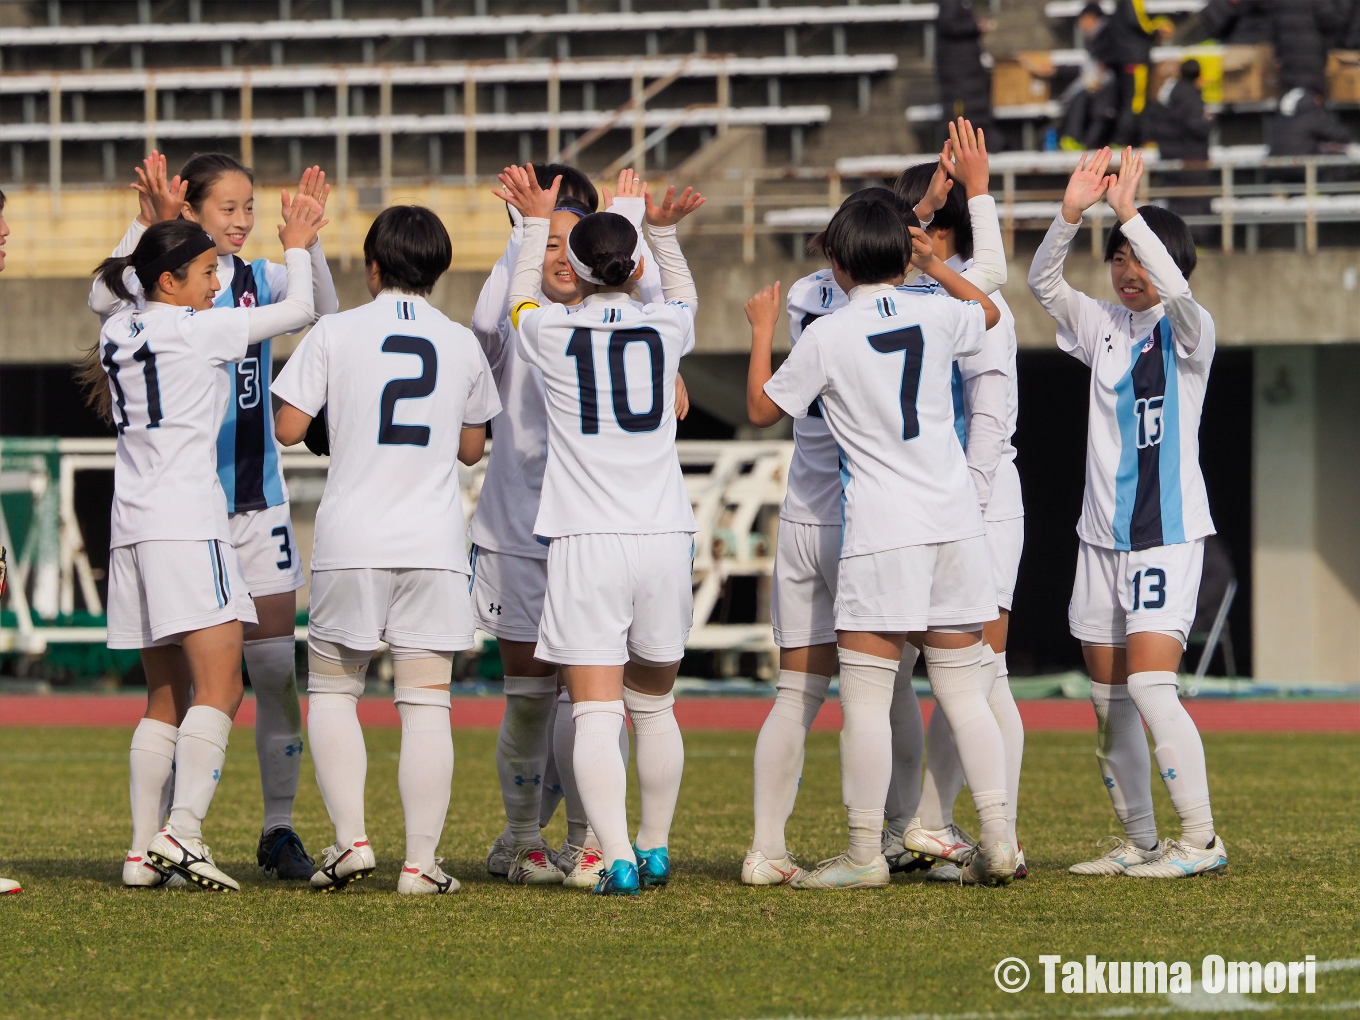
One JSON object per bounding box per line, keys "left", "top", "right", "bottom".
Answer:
{"left": 908, "top": 226, "right": 937, "bottom": 272}
{"left": 944, "top": 117, "right": 990, "bottom": 198}
{"left": 1061, "top": 147, "right": 1114, "bottom": 224}
{"left": 1105, "top": 146, "right": 1144, "bottom": 223}
{"left": 492, "top": 164, "right": 560, "bottom": 220}
{"left": 282, "top": 165, "right": 330, "bottom": 226}
{"left": 646, "top": 185, "right": 705, "bottom": 227}
{"left": 132, "top": 150, "right": 188, "bottom": 226}
{"left": 602, "top": 167, "right": 645, "bottom": 208}
{"left": 278, "top": 192, "right": 329, "bottom": 251}
{"left": 916, "top": 143, "right": 956, "bottom": 221}
{"left": 744, "top": 281, "right": 782, "bottom": 336}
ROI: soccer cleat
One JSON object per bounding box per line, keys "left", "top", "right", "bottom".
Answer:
{"left": 1068, "top": 836, "right": 1163, "bottom": 876}
{"left": 122, "top": 854, "right": 187, "bottom": 889}
{"left": 146, "top": 829, "right": 240, "bottom": 891}
{"left": 633, "top": 845, "right": 671, "bottom": 888}
{"left": 899, "top": 819, "right": 977, "bottom": 865}
{"left": 924, "top": 862, "right": 962, "bottom": 883}
{"left": 0, "top": 876, "right": 21, "bottom": 895}
{"left": 1125, "top": 836, "right": 1227, "bottom": 879}
{"left": 507, "top": 844, "right": 565, "bottom": 885}
{"left": 959, "top": 841, "right": 1017, "bottom": 887}
{"left": 309, "top": 838, "right": 376, "bottom": 892}
{"left": 881, "top": 830, "right": 933, "bottom": 874}
{"left": 485, "top": 832, "right": 513, "bottom": 877}
{"left": 397, "top": 859, "right": 460, "bottom": 895}
{"left": 558, "top": 841, "right": 607, "bottom": 890}
{"left": 740, "top": 849, "right": 806, "bottom": 886}
{"left": 593, "top": 858, "right": 641, "bottom": 896}
{"left": 257, "top": 827, "right": 315, "bottom": 881}
{"left": 1014, "top": 846, "right": 1028, "bottom": 879}
{"left": 790, "top": 853, "right": 890, "bottom": 890}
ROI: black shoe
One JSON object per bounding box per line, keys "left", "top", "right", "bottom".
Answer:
{"left": 257, "top": 827, "right": 315, "bottom": 880}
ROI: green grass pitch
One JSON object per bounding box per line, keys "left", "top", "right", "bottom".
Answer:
{"left": 1, "top": 724, "right": 1357, "bottom": 1019}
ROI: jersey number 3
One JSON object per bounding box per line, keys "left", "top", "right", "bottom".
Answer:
{"left": 565, "top": 327, "right": 664, "bottom": 435}
{"left": 378, "top": 335, "right": 437, "bottom": 447}
{"left": 868, "top": 325, "right": 924, "bottom": 441}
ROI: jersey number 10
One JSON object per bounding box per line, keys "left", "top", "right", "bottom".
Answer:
{"left": 565, "top": 327, "right": 664, "bottom": 435}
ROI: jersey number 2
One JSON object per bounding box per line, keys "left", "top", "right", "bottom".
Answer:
{"left": 378, "top": 335, "right": 437, "bottom": 446}
{"left": 565, "top": 327, "right": 664, "bottom": 435}
{"left": 868, "top": 325, "right": 924, "bottom": 441}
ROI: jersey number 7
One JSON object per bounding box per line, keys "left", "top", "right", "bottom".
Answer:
{"left": 868, "top": 325, "right": 924, "bottom": 441}
{"left": 565, "top": 327, "right": 664, "bottom": 435}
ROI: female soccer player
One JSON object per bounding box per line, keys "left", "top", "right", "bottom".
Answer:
{"left": 1028, "top": 147, "right": 1226, "bottom": 879}
{"left": 274, "top": 206, "right": 500, "bottom": 896}
{"left": 85, "top": 196, "right": 325, "bottom": 891}
{"left": 90, "top": 151, "right": 338, "bottom": 882}
{"left": 498, "top": 164, "right": 703, "bottom": 895}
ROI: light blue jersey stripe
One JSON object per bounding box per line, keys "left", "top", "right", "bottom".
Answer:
{"left": 1110, "top": 344, "right": 1142, "bottom": 552}
{"left": 951, "top": 363, "right": 967, "bottom": 450}
{"left": 1155, "top": 320, "right": 1185, "bottom": 544}
{"left": 216, "top": 366, "right": 238, "bottom": 506}
{"left": 251, "top": 260, "right": 287, "bottom": 506}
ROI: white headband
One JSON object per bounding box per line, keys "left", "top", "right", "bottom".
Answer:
{"left": 566, "top": 216, "right": 642, "bottom": 286}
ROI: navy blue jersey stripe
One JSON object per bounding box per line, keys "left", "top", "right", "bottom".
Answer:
{"left": 1127, "top": 323, "right": 1170, "bottom": 550}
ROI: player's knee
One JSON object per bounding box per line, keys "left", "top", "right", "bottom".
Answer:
{"left": 307, "top": 638, "right": 370, "bottom": 698}
{"left": 390, "top": 648, "right": 454, "bottom": 705}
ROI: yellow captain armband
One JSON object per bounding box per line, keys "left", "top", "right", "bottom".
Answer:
{"left": 510, "top": 299, "right": 540, "bottom": 330}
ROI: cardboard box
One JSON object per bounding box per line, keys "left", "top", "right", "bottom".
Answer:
{"left": 1327, "top": 51, "right": 1360, "bottom": 104}
{"left": 992, "top": 51, "right": 1053, "bottom": 107}
{"left": 1217, "top": 44, "right": 1277, "bottom": 104}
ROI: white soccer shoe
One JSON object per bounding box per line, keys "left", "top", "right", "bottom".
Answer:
{"left": 397, "top": 859, "right": 460, "bottom": 895}
{"left": 959, "top": 841, "right": 1017, "bottom": 886}
{"left": 790, "top": 853, "right": 890, "bottom": 890}
{"left": 1069, "top": 837, "right": 1163, "bottom": 876}
{"left": 1125, "top": 836, "right": 1227, "bottom": 879}
{"left": 309, "top": 838, "right": 377, "bottom": 892}
{"left": 122, "top": 854, "right": 187, "bottom": 889}
{"left": 0, "top": 876, "right": 21, "bottom": 895}
{"left": 881, "top": 830, "right": 932, "bottom": 874}
{"left": 507, "top": 844, "right": 565, "bottom": 885}
{"left": 485, "top": 832, "right": 513, "bottom": 877}
{"left": 900, "top": 819, "right": 977, "bottom": 865}
{"left": 557, "top": 841, "right": 607, "bottom": 890}
{"left": 146, "top": 829, "right": 239, "bottom": 892}
{"left": 740, "top": 849, "right": 806, "bottom": 886}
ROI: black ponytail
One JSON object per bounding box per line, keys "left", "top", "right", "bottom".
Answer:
{"left": 180, "top": 152, "right": 253, "bottom": 213}
{"left": 568, "top": 213, "right": 638, "bottom": 288}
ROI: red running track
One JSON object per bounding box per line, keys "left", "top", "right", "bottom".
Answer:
{"left": 0, "top": 695, "right": 1356, "bottom": 732}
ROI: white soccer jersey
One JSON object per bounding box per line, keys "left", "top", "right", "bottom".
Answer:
{"left": 272, "top": 292, "right": 502, "bottom": 572}
{"left": 782, "top": 269, "right": 849, "bottom": 526}
{"left": 468, "top": 205, "right": 664, "bottom": 559}
{"left": 764, "top": 283, "right": 988, "bottom": 556}
{"left": 516, "top": 293, "right": 697, "bottom": 538}
{"left": 1029, "top": 213, "right": 1216, "bottom": 551}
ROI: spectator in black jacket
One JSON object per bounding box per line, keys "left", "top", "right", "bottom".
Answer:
{"left": 1269, "top": 1, "right": 1348, "bottom": 96}
{"left": 1266, "top": 87, "right": 1352, "bottom": 156}
{"left": 1198, "top": 0, "right": 1272, "bottom": 44}
{"left": 1093, "top": 0, "right": 1174, "bottom": 146}
{"left": 1149, "top": 60, "right": 1212, "bottom": 161}
{"left": 935, "top": 0, "right": 998, "bottom": 148}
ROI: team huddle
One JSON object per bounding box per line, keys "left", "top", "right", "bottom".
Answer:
{"left": 31, "top": 116, "right": 1225, "bottom": 898}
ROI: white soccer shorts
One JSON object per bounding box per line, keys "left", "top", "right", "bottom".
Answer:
{"left": 106, "top": 539, "right": 258, "bottom": 649}
{"left": 470, "top": 545, "right": 548, "bottom": 643}
{"left": 770, "top": 520, "right": 840, "bottom": 648}
{"left": 1068, "top": 538, "right": 1204, "bottom": 648}
{"left": 536, "top": 532, "right": 695, "bottom": 666}
{"left": 834, "top": 535, "right": 999, "bottom": 634}
{"left": 986, "top": 516, "right": 1025, "bottom": 613}
{"left": 308, "top": 567, "right": 477, "bottom": 652}
{"left": 229, "top": 501, "right": 305, "bottom": 598}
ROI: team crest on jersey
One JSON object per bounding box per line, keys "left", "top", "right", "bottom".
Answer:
{"left": 1140, "top": 339, "right": 1155, "bottom": 354}
{"left": 237, "top": 291, "right": 257, "bottom": 308}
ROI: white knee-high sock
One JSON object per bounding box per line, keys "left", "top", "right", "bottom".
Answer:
{"left": 751, "top": 670, "right": 830, "bottom": 859}
{"left": 917, "top": 699, "right": 963, "bottom": 830}
{"left": 988, "top": 650, "right": 1025, "bottom": 845}
{"left": 837, "top": 648, "right": 898, "bottom": 865}
{"left": 166, "top": 705, "right": 232, "bottom": 842}
{"left": 496, "top": 676, "right": 557, "bottom": 847}
{"left": 395, "top": 686, "right": 454, "bottom": 870}
{"left": 624, "top": 688, "right": 684, "bottom": 852}
{"left": 884, "top": 646, "right": 923, "bottom": 839}
{"left": 552, "top": 689, "right": 589, "bottom": 848}
{"left": 571, "top": 701, "right": 632, "bottom": 867}
{"left": 1089, "top": 681, "right": 1157, "bottom": 850}
{"left": 129, "top": 717, "right": 177, "bottom": 856}
{"left": 539, "top": 690, "right": 564, "bottom": 829}
{"left": 923, "top": 643, "right": 1008, "bottom": 847}
{"left": 245, "top": 635, "right": 303, "bottom": 834}
{"left": 1127, "top": 670, "right": 1214, "bottom": 847}
{"left": 307, "top": 689, "right": 368, "bottom": 847}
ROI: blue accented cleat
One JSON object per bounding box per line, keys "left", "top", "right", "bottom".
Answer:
{"left": 593, "top": 859, "right": 641, "bottom": 896}
{"left": 633, "top": 844, "right": 671, "bottom": 888}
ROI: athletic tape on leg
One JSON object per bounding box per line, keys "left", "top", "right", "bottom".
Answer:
{"left": 307, "top": 639, "right": 369, "bottom": 697}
